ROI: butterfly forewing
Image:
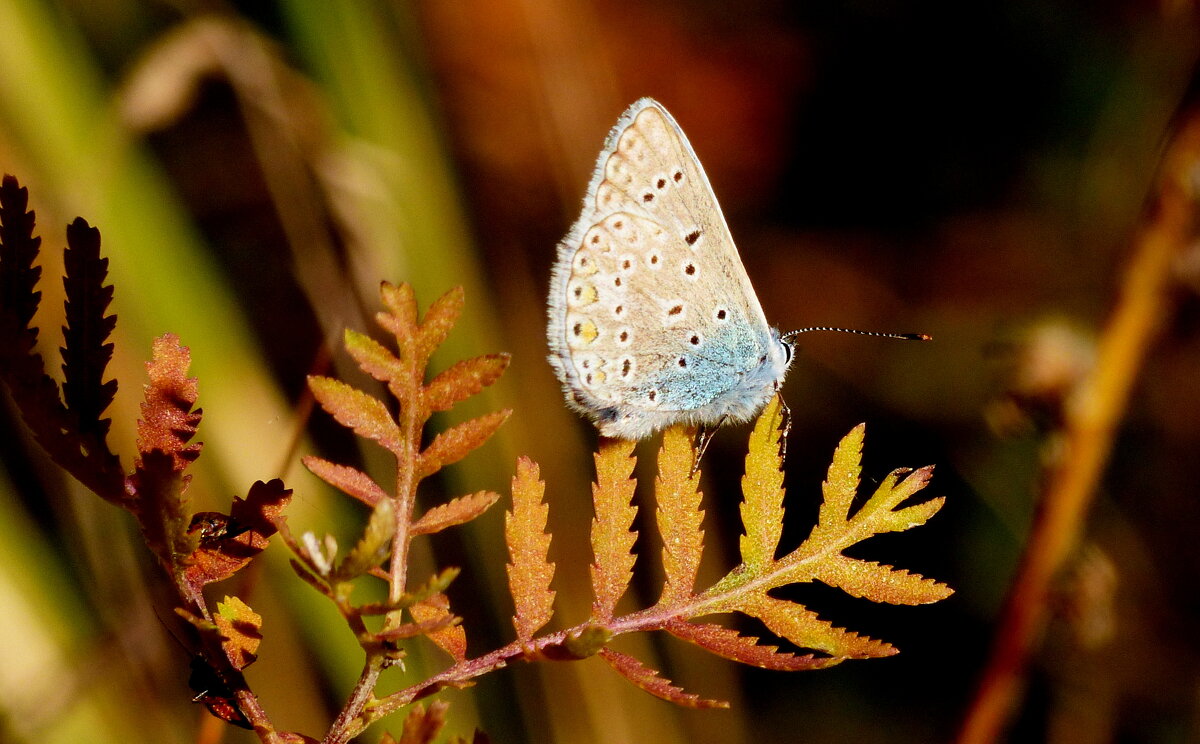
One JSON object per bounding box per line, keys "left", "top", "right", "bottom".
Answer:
{"left": 549, "top": 98, "right": 785, "bottom": 438}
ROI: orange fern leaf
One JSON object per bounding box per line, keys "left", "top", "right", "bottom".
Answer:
{"left": 590, "top": 438, "right": 638, "bottom": 622}
{"left": 214, "top": 595, "right": 262, "bottom": 670}
{"left": 411, "top": 593, "right": 467, "bottom": 662}
{"left": 664, "top": 619, "right": 835, "bottom": 671}
{"left": 413, "top": 491, "right": 501, "bottom": 536}
{"left": 597, "top": 647, "right": 728, "bottom": 709}
{"left": 745, "top": 594, "right": 896, "bottom": 659}
{"left": 411, "top": 286, "right": 463, "bottom": 366}
{"left": 506, "top": 457, "right": 555, "bottom": 641}
{"left": 302, "top": 456, "right": 388, "bottom": 506}
{"left": 424, "top": 354, "right": 510, "bottom": 412}
{"left": 417, "top": 410, "right": 510, "bottom": 479}
{"left": 655, "top": 425, "right": 704, "bottom": 605}
{"left": 308, "top": 376, "right": 403, "bottom": 454}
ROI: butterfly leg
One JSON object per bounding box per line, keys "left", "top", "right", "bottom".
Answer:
{"left": 777, "top": 396, "right": 793, "bottom": 461}
{"left": 692, "top": 417, "right": 728, "bottom": 475}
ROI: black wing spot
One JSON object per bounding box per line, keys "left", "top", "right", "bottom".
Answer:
{"left": 668, "top": 304, "right": 683, "bottom": 316}
{"left": 685, "top": 230, "right": 701, "bottom": 246}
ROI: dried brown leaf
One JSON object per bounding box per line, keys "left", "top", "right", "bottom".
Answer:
{"left": 412, "top": 490, "right": 500, "bottom": 536}
{"left": 506, "top": 457, "right": 555, "bottom": 640}
{"left": 590, "top": 438, "right": 638, "bottom": 622}
{"left": 598, "top": 647, "right": 728, "bottom": 709}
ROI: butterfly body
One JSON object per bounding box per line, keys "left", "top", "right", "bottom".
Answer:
{"left": 548, "top": 98, "right": 791, "bottom": 439}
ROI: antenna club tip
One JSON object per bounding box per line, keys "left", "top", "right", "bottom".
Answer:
{"left": 908, "top": 333, "right": 933, "bottom": 341}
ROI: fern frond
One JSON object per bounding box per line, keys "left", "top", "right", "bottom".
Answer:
{"left": 590, "top": 438, "right": 638, "bottom": 622}
{"left": 418, "top": 410, "right": 510, "bottom": 479}
{"left": 413, "top": 491, "right": 501, "bottom": 536}
{"left": 506, "top": 457, "right": 556, "bottom": 641}
{"left": 664, "top": 619, "right": 832, "bottom": 670}
{"left": 410, "top": 594, "right": 467, "bottom": 662}
{"left": 655, "top": 425, "right": 704, "bottom": 605}
{"left": 739, "top": 395, "right": 788, "bottom": 569}
{"left": 302, "top": 456, "right": 388, "bottom": 506}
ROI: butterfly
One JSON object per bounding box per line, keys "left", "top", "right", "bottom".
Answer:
{"left": 546, "top": 98, "right": 793, "bottom": 441}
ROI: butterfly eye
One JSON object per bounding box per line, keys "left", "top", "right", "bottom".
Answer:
{"left": 781, "top": 339, "right": 794, "bottom": 365}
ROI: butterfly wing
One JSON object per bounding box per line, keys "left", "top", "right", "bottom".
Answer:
{"left": 548, "top": 98, "right": 786, "bottom": 439}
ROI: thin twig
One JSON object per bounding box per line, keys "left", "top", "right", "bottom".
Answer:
{"left": 955, "top": 107, "right": 1200, "bottom": 744}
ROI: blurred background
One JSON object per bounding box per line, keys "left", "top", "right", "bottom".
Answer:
{"left": 1, "top": 1, "right": 1198, "bottom": 742}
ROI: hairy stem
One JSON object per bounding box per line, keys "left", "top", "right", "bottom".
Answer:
{"left": 325, "top": 658, "right": 384, "bottom": 744}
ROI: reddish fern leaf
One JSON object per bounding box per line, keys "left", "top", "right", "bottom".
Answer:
{"left": 308, "top": 376, "right": 403, "bottom": 454}
{"left": 214, "top": 596, "right": 262, "bottom": 670}
{"left": 184, "top": 479, "right": 292, "bottom": 594}
{"left": 597, "top": 648, "right": 728, "bottom": 709}
{"left": 664, "top": 619, "right": 835, "bottom": 671}
{"left": 137, "top": 334, "right": 201, "bottom": 470}
{"left": 395, "top": 701, "right": 449, "bottom": 744}
{"left": 410, "top": 593, "right": 467, "bottom": 662}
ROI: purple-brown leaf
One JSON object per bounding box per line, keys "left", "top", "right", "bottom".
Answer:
{"left": 598, "top": 647, "right": 728, "bottom": 709}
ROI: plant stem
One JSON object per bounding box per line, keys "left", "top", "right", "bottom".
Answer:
{"left": 325, "top": 658, "right": 384, "bottom": 744}
{"left": 955, "top": 107, "right": 1200, "bottom": 744}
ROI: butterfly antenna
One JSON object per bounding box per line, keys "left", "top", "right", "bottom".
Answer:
{"left": 781, "top": 327, "right": 931, "bottom": 342}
